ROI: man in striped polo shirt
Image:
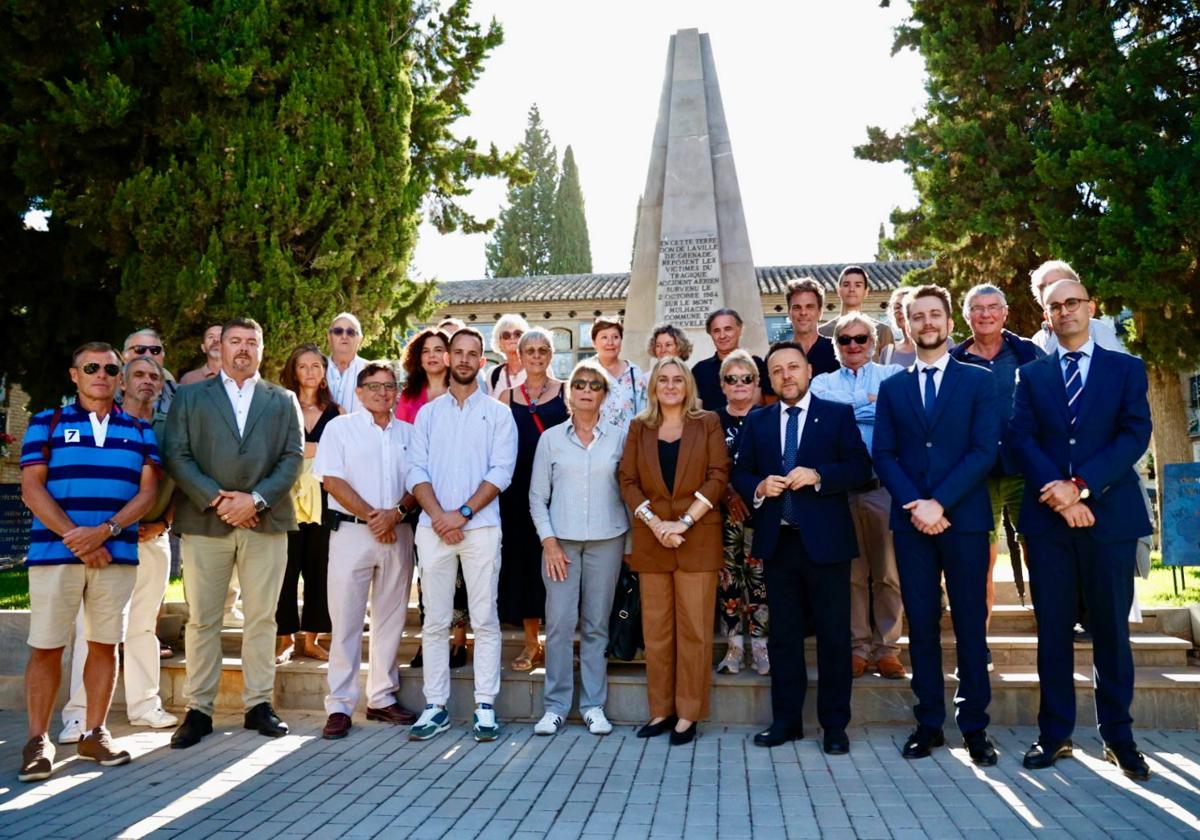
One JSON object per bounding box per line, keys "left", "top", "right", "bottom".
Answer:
{"left": 18, "top": 342, "right": 161, "bottom": 783}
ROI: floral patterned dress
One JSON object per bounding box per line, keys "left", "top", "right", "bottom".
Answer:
{"left": 716, "top": 406, "right": 768, "bottom": 639}
{"left": 598, "top": 360, "right": 648, "bottom": 431}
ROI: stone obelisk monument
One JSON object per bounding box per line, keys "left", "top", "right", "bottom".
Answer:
{"left": 625, "top": 29, "right": 766, "bottom": 368}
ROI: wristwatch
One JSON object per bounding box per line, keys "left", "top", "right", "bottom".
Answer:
{"left": 395, "top": 501, "right": 410, "bottom": 516}
{"left": 252, "top": 491, "right": 269, "bottom": 513}
{"left": 458, "top": 504, "right": 474, "bottom": 521}
{"left": 1070, "top": 477, "right": 1091, "bottom": 500}
{"left": 105, "top": 518, "right": 122, "bottom": 538}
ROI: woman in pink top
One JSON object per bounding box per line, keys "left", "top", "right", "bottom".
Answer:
{"left": 396, "top": 328, "right": 451, "bottom": 423}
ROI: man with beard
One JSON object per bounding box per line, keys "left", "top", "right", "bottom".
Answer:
{"left": 180, "top": 324, "right": 224, "bottom": 385}
{"left": 163, "top": 317, "right": 304, "bottom": 749}
{"left": 786, "top": 277, "right": 839, "bottom": 377}
{"left": 407, "top": 328, "right": 517, "bottom": 743}
{"left": 873, "top": 285, "right": 1003, "bottom": 765}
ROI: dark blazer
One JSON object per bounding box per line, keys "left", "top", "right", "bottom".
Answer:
{"left": 618, "top": 411, "right": 730, "bottom": 573}
{"left": 164, "top": 375, "right": 304, "bottom": 536}
{"left": 730, "top": 396, "right": 871, "bottom": 564}
{"left": 1008, "top": 345, "right": 1152, "bottom": 541}
{"left": 872, "top": 357, "right": 1002, "bottom": 533}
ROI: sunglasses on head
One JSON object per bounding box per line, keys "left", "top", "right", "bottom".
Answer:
{"left": 330, "top": 326, "right": 358, "bottom": 337}
{"left": 499, "top": 330, "right": 524, "bottom": 341}
{"left": 722, "top": 374, "right": 756, "bottom": 385}
{"left": 80, "top": 362, "right": 121, "bottom": 377}
{"left": 837, "top": 334, "right": 871, "bottom": 346}
{"left": 571, "top": 379, "right": 605, "bottom": 392}
{"left": 130, "top": 345, "right": 163, "bottom": 356}
{"left": 360, "top": 381, "right": 398, "bottom": 392}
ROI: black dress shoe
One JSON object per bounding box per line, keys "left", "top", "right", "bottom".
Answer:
{"left": 636, "top": 715, "right": 678, "bottom": 738}
{"left": 244, "top": 702, "right": 289, "bottom": 737}
{"left": 823, "top": 730, "right": 850, "bottom": 755}
{"left": 170, "top": 709, "right": 213, "bottom": 749}
{"left": 901, "top": 725, "right": 945, "bottom": 759}
{"left": 1104, "top": 741, "right": 1150, "bottom": 781}
{"left": 964, "top": 730, "right": 998, "bottom": 766}
{"left": 754, "top": 722, "right": 804, "bottom": 748}
{"left": 669, "top": 722, "right": 697, "bottom": 746}
{"left": 1022, "top": 737, "right": 1073, "bottom": 769}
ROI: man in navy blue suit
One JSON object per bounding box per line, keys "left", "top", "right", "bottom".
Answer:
{"left": 731, "top": 342, "right": 872, "bottom": 753}
{"left": 1009, "top": 277, "right": 1152, "bottom": 781}
{"left": 873, "top": 285, "right": 1003, "bottom": 765}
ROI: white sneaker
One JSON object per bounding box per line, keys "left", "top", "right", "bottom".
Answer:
{"left": 582, "top": 707, "right": 612, "bottom": 736}
{"left": 751, "top": 638, "right": 771, "bottom": 676}
{"left": 716, "top": 646, "right": 742, "bottom": 675}
{"left": 534, "top": 712, "right": 563, "bottom": 735}
{"left": 58, "top": 718, "right": 84, "bottom": 745}
{"left": 130, "top": 708, "right": 179, "bottom": 729}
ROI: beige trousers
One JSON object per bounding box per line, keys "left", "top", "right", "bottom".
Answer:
{"left": 181, "top": 529, "right": 288, "bottom": 715}
{"left": 848, "top": 486, "right": 903, "bottom": 660}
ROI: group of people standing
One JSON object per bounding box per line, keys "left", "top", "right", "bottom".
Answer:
{"left": 16, "top": 260, "right": 1153, "bottom": 786}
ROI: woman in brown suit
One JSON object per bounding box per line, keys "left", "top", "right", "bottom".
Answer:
{"left": 619, "top": 356, "right": 730, "bottom": 745}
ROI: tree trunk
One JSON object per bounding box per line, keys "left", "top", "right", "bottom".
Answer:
{"left": 1146, "top": 363, "right": 1193, "bottom": 532}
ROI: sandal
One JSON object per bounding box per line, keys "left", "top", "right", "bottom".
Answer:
{"left": 511, "top": 647, "right": 536, "bottom": 672}
{"left": 303, "top": 636, "right": 330, "bottom": 661}
{"left": 530, "top": 644, "right": 545, "bottom": 669}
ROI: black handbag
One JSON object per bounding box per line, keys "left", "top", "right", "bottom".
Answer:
{"left": 606, "top": 562, "right": 643, "bottom": 660}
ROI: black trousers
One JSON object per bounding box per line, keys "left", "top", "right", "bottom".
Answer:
{"left": 765, "top": 527, "right": 852, "bottom": 733}
{"left": 276, "top": 522, "right": 332, "bottom": 635}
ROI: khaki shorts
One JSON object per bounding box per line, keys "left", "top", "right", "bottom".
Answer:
{"left": 27, "top": 563, "right": 137, "bottom": 649}
{"left": 988, "top": 474, "right": 1025, "bottom": 546}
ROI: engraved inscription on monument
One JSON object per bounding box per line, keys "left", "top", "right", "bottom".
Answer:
{"left": 656, "top": 233, "right": 722, "bottom": 329}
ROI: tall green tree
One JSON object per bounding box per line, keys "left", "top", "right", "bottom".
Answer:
{"left": 485, "top": 104, "right": 558, "bottom": 277}
{"left": 549, "top": 145, "right": 592, "bottom": 274}
{"left": 1, "top": 0, "right": 519, "bottom": 408}
{"left": 858, "top": 0, "right": 1200, "bottom": 487}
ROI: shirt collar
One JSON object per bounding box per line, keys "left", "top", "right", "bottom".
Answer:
{"left": 221, "top": 369, "right": 260, "bottom": 388}
{"left": 566, "top": 418, "right": 606, "bottom": 442}
{"left": 781, "top": 391, "right": 813, "bottom": 413}
{"left": 912, "top": 352, "right": 950, "bottom": 375}
{"left": 356, "top": 408, "right": 395, "bottom": 432}
{"left": 1057, "top": 338, "right": 1095, "bottom": 361}
{"left": 839, "top": 362, "right": 876, "bottom": 378}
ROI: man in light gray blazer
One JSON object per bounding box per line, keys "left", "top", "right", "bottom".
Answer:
{"left": 163, "top": 317, "right": 303, "bottom": 748}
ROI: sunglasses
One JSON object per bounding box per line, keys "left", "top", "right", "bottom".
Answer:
{"left": 80, "top": 363, "right": 121, "bottom": 376}
{"left": 571, "top": 380, "right": 605, "bottom": 392}
{"left": 722, "top": 374, "right": 756, "bottom": 385}
{"left": 130, "top": 345, "right": 163, "bottom": 356}
{"left": 330, "top": 326, "right": 359, "bottom": 337}
{"left": 523, "top": 346, "right": 551, "bottom": 357}
{"left": 837, "top": 334, "right": 871, "bottom": 346}
{"left": 360, "top": 382, "right": 398, "bottom": 392}
{"left": 499, "top": 330, "right": 524, "bottom": 341}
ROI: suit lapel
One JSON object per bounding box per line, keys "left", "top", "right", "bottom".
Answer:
{"left": 766, "top": 403, "right": 784, "bottom": 471}
{"left": 207, "top": 376, "right": 241, "bottom": 440}
{"left": 642, "top": 422, "right": 670, "bottom": 501}
{"left": 676, "top": 417, "right": 705, "bottom": 500}
{"left": 241, "top": 381, "right": 271, "bottom": 441}
{"left": 1074, "top": 345, "right": 1108, "bottom": 423}
{"left": 796, "top": 398, "right": 822, "bottom": 465}
{"left": 903, "top": 368, "right": 928, "bottom": 431}
{"left": 927, "top": 358, "right": 963, "bottom": 429}
{"left": 1039, "top": 352, "right": 1072, "bottom": 425}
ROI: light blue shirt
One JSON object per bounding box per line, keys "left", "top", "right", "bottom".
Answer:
{"left": 1057, "top": 338, "right": 1095, "bottom": 387}
{"left": 407, "top": 388, "right": 518, "bottom": 530}
{"left": 528, "top": 420, "right": 629, "bottom": 543}
{"left": 810, "top": 361, "right": 905, "bottom": 452}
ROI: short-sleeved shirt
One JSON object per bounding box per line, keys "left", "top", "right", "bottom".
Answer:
{"left": 20, "top": 401, "right": 160, "bottom": 566}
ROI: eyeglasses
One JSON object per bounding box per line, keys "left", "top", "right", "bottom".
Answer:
{"left": 129, "top": 345, "right": 163, "bottom": 356}
{"left": 330, "top": 327, "right": 359, "bottom": 337}
{"left": 722, "top": 374, "right": 756, "bottom": 385}
{"left": 1048, "top": 297, "right": 1089, "bottom": 316}
{"left": 499, "top": 330, "right": 524, "bottom": 341}
{"left": 360, "top": 382, "right": 398, "bottom": 392}
{"left": 571, "top": 380, "right": 605, "bottom": 392}
{"left": 836, "top": 334, "right": 871, "bottom": 346}
{"left": 80, "top": 363, "right": 121, "bottom": 376}
{"left": 968, "top": 304, "right": 1006, "bottom": 316}
{"left": 523, "top": 346, "right": 551, "bottom": 357}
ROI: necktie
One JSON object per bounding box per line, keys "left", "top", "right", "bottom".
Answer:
{"left": 782, "top": 406, "right": 801, "bottom": 525}
{"left": 1063, "top": 351, "right": 1084, "bottom": 426}
{"left": 922, "top": 367, "right": 938, "bottom": 418}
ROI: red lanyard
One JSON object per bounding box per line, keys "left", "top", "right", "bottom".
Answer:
{"left": 520, "top": 383, "right": 547, "bottom": 434}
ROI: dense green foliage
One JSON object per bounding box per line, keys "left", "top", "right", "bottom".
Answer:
{"left": 549, "top": 145, "right": 592, "bottom": 274}
{"left": 1, "top": 0, "right": 519, "bottom": 407}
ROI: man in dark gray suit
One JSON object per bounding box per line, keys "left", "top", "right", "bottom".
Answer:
{"left": 163, "top": 317, "right": 304, "bottom": 748}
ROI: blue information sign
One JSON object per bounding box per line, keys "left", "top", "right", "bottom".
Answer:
{"left": 1162, "top": 463, "right": 1200, "bottom": 567}
{"left": 0, "top": 483, "right": 31, "bottom": 560}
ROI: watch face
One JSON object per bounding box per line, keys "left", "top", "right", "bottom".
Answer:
{"left": 459, "top": 505, "right": 472, "bottom": 519}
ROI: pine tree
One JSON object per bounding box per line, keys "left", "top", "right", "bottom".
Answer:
{"left": 485, "top": 104, "right": 558, "bottom": 277}
{"left": 549, "top": 146, "right": 592, "bottom": 274}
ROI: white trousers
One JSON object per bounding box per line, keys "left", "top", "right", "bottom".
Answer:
{"left": 324, "top": 523, "right": 414, "bottom": 716}
{"left": 414, "top": 525, "right": 502, "bottom": 706}
{"left": 63, "top": 532, "right": 171, "bottom": 724}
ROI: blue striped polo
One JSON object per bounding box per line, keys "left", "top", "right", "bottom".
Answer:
{"left": 19, "top": 400, "right": 161, "bottom": 565}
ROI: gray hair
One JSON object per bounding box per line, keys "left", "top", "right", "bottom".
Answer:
{"left": 517, "top": 326, "right": 554, "bottom": 354}
{"left": 124, "top": 356, "right": 164, "bottom": 381}
{"left": 719, "top": 348, "right": 758, "bottom": 379}
{"left": 1029, "top": 260, "right": 1079, "bottom": 304}
{"left": 962, "top": 284, "right": 1008, "bottom": 315}
{"left": 831, "top": 312, "right": 877, "bottom": 365}
{"left": 123, "top": 328, "right": 161, "bottom": 349}
{"left": 329, "top": 311, "right": 362, "bottom": 334}
{"left": 491, "top": 313, "right": 531, "bottom": 354}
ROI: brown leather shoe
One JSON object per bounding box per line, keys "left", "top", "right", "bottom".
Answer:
{"left": 323, "top": 713, "right": 352, "bottom": 739}
{"left": 851, "top": 655, "right": 869, "bottom": 678}
{"left": 876, "top": 655, "right": 907, "bottom": 680}
{"left": 19, "top": 735, "right": 54, "bottom": 783}
{"left": 366, "top": 703, "right": 418, "bottom": 725}
{"left": 77, "top": 726, "right": 131, "bottom": 767}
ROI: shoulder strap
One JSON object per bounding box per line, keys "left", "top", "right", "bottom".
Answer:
{"left": 40, "top": 407, "right": 65, "bottom": 462}
{"left": 490, "top": 365, "right": 502, "bottom": 389}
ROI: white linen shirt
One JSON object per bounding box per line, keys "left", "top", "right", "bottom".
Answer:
{"left": 313, "top": 411, "right": 411, "bottom": 514}
{"left": 220, "top": 369, "right": 261, "bottom": 436}
{"left": 406, "top": 388, "right": 518, "bottom": 530}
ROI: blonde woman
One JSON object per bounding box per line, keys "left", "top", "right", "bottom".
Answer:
{"left": 619, "top": 356, "right": 729, "bottom": 746}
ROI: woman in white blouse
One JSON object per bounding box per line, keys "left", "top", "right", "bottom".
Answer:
{"left": 528, "top": 359, "right": 629, "bottom": 737}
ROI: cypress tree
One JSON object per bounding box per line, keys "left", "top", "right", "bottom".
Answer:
{"left": 485, "top": 104, "right": 558, "bottom": 277}
{"left": 549, "top": 146, "right": 592, "bottom": 274}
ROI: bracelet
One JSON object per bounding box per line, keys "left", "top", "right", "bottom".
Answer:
{"left": 679, "top": 513, "right": 695, "bottom": 529}
{"left": 693, "top": 491, "right": 714, "bottom": 510}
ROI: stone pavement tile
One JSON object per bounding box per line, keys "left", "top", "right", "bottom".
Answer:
{"left": 546, "top": 820, "right": 586, "bottom": 840}
{"left": 848, "top": 816, "right": 891, "bottom": 840}
{"left": 474, "top": 819, "right": 521, "bottom": 839}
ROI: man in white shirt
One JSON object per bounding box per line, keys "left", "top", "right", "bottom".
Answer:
{"left": 314, "top": 362, "right": 419, "bottom": 740}
{"left": 326, "top": 312, "right": 369, "bottom": 413}
{"left": 1028, "top": 260, "right": 1125, "bottom": 353}
{"left": 407, "top": 328, "right": 517, "bottom": 743}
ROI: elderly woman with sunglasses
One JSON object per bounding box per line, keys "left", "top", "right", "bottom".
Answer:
{"left": 487, "top": 314, "right": 530, "bottom": 394}
{"left": 528, "top": 360, "right": 629, "bottom": 736}
{"left": 496, "top": 328, "right": 569, "bottom": 671}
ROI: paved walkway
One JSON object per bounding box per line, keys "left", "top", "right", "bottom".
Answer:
{"left": 1, "top": 712, "right": 1199, "bottom": 839}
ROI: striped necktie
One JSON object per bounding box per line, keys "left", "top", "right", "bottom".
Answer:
{"left": 1063, "top": 351, "right": 1084, "bottom": 426}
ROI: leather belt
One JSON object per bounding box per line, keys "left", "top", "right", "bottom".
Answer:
{"left": 328, "top": 510, "right": 369, "bottom": 526}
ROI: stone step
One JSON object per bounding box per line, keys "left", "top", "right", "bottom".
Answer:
{"left": 154, "top": 656, "right": 1200, "bottom": 730}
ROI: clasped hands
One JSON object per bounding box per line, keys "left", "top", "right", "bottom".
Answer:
{"left": 63, "top": 524, "right": 113, "bottom": 568}
{"left": 756, "top": 466, "right": 821, "bottom": 499}
{"left": 211, "top": 490, "right": 259, "bottom": 529}
{"left": 430, "top": 509, "right": 467, "bottom": 546}
{"left": 1039, "top": 479, "right": 1094, "bottom": 528}
{"left": 902, "top": 498, "right": 950, "bottom": 535}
